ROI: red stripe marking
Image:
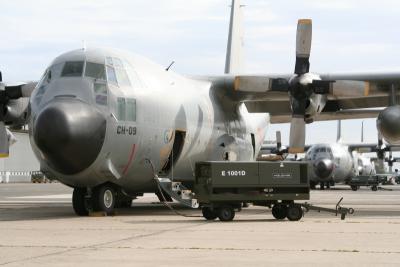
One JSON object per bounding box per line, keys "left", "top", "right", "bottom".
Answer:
{"left": 122, "top": 144, "right": 136, "bottom": 175}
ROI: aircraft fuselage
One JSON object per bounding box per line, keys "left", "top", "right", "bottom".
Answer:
{"left": 28, "top": 48, "right": 268, "bottom": 194}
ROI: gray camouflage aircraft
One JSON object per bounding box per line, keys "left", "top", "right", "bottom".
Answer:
{"left": 1, "top": 0, "right": 400, "bottom": 215}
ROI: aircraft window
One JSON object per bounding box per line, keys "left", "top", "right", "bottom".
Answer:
{"left": 85, "top": 62, "right": 106, "bottom": 80}
{"left": 117, "top": 97, "right": 126, "bottom": 121}
{"left": 48, "top": 63, "right": 64, "bottom": 80}
{"left": 61, "top": 61, "right": 84, "bottom": 77}
{"left": 126, "top": 98, "right": 136, "bottom": 121}
{"left": 94, "top": 83, "right": 107, "bottom": 94}
{"left": 96, "top": 95, "right": 107, "bottom": 106}
{"left": 106, "top": 57, "right": 114, "bottom": 66}
{"left": 115, "top": 68, "right": 131, "bottom": 86}
{"left": 113, "top": 58, "right": 124, "bottom": 68}
{"left": 106, "top": 66, "right": 118, "bottom": 85}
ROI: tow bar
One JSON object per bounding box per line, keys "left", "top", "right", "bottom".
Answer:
{"left": 301, "top": 197, "right": 355, "bottom": 220}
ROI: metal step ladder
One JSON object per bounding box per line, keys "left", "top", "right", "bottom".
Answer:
{"left": 156, "top": 177, "right": 199, "bottom": 209}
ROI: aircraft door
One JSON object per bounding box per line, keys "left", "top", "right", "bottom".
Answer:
{"left": 159, "top": 130, "right": 186, "bottom": 176}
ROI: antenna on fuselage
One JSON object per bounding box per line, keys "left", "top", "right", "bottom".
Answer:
{"left": 166, "top": 61, "right": 175, "bottom": 71}
{"left": 82, "top": 40, "right": 87, "bottom": 51}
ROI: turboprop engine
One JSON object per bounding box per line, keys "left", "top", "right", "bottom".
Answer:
{"left": 377, "top": 105, "right": 400, "bottom": 145}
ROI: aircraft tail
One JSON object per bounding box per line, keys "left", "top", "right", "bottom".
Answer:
{"left": 225, "top": 0, "right": 244, "bottom": 74}
{"left": 361, "top": 120, "right": 364, "bottom": 142}
{"left": 336, "top": 120, "right": 342, "bottom": 143}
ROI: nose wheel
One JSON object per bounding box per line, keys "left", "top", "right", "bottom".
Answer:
{"left": 92, "top": 185, "right": 116, "bottom": 215}
{"left": 72, "top": 185, "right": 117, "bottom": 216}
{"left": 72, "top": 187, "right": 89, "bottom": 216}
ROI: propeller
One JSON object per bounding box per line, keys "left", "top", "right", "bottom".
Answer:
{"left": 0, "top": 71, "right": 26, "bottom": 157}
{"left": 275, "top": 130, "right": 288, "bottom": 155}
{"left": 375, "top": 132, "right": 388, "bottom": 172}
{"left": 0, "top": 72, "right": 9, "bottom": 157}
{"left": 269, "top": 19, "right": 333, "bottom": 153}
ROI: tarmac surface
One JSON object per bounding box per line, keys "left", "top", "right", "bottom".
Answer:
{"left": 0, "top": 183, "right": 400, "bottom": 266}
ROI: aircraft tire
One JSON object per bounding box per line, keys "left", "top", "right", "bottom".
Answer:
{"left": 72, "top": 188, "right": 89, "bottom": 216}
{"left": 272, "top": 204, "right": 287, "bottom": 220}
{"left": 287, "top": 204, "right": 303, "bottom": 221}
{"left": 217, "top": 206, "right": 235, "bottom": 221}
{"left": 93, "top": 185, "right": 116, "bottom": 215}
{"left": 202, "top": 207, "right": 218, "bottom": 220}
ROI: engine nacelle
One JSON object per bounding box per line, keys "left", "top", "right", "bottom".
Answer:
{"left": 377, "top": 105, "right": 400, "bottom": 145}
{"left": 304, "top": 93, "right": 326, "bottom": 123}
{"left": 4, "top": 97, "right": 30, "bottom": 127}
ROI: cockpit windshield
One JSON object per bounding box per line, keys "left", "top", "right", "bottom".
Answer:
{"left": 85, "top": 62, "right": 106, "bottom": 80}
{"left": 105, "top": 57, "right": 131, "bottom": 87}
{"left": 61, "top": 61, "right": 84, "bottom": 77}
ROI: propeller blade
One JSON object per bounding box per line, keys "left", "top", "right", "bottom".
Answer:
{"left": 0, "top": 122, "right": 9, "bottom": 157}
{"left": 289, "top": 116, "right": 306, "bottom": 153}
{"left": 295, "top": 19, "right": 312, "bottom": 75}
{"left": 276, "top": 131, "right": 282, "bottom": 150}
{"left": 6, "top": 129, "right": 17, "bottom": 147}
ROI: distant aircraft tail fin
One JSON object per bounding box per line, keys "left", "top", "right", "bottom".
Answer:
{"left": 336, "top": 120, "right": 343, "bottom": 143}
{"left": 361, "top": 120, "right": 364, "bottom": 143}
{"left": 225, "top": 0, "right": 244, "bottom": 74}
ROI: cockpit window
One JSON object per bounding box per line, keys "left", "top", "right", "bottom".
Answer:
{"left": 106, "top": 66, "right": 118, "bottom": 84}
{"left": 126, "top": 99, "right": 136, "bottom": 121}
{"left": 115, "top": 68, "right": 131, "bottom": 86}
{"left": 105, "top": 57, "right": 131, "bottom": 87}
{"left": 117, "top": 97, "right": 126, "bottom": 121}
{"left": 115, "top": 97, "right": 136, "bottom": 121}
{"left": 85, "top": 62, "right": 106, "bottom": 80}
{"left": 61, "top": 61, "right": 84, "bottom": 77}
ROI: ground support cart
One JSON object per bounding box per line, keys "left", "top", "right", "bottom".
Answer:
{"left": 193, "top": 161, "right": 309, "bottom": 221}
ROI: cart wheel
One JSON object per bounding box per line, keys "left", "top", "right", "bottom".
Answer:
{"left": 202, "top": 207, "right": 217, "bottom": 220}
{"left": 287, "top": 204, "right": 303, "bottom": 221}
{"left": 371, "top": 185, "right": 378, "bottom": 191}
{"left": 272, "top": 204, "right": 287, "bottom": 220}
{"left": 350, "top": 185, "right": 358, "bottom": 191}
{"left": 217, "top": 206, "right": 235, "bottom": 221}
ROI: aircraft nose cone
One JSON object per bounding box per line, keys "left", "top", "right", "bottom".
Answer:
{"left": 33, "top": 99, "right": 106, "bottom": 175}
{"left": 314, "top": 159, "right": 334, "bottom": 179}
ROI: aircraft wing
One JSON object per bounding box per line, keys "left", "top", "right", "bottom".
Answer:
{"left": 204, "top": 72, "right": 399, "bottom": 123}
{"left": 347, "top": 143, "right": 400, "bottom": 153}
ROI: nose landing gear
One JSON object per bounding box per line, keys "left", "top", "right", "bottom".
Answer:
{"left": 72, "top": 184, "right": 131, "bottom": 216}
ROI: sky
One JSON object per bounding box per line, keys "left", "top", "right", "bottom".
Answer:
{"left": 1, "top": 0, "right": 400, "bottom": 146}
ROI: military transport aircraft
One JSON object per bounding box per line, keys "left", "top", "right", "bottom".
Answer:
{"left": 1, "top": 0, "right": 400, "bottom": 215}
{"left": 259, "top": 123, "right": 377, "bottom": 190}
